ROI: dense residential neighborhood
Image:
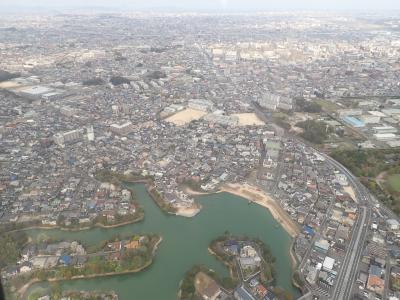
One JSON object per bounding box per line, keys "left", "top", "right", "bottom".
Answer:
{"left": 0, "top": 9, "right": 400, "bottom": 300}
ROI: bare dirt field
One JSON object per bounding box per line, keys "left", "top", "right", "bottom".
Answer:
{"left": 0, "top": 81, "right": 22, "bottom": 89}
{"left": 165, "top": 108, "right": 207, "bottom": 126}
{"left": 232, "top": 113, "right": 265, "bottom": 126}
{"left": 344, "top": 185, "right": 358, "bottom": 203}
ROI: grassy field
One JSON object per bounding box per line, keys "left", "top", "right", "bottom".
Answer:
{"left": 315, "top": 99, "right": 341, "bottom": 112}
{"left": 331, "top": 148, "right": 400, "bottom": 215}
{"left": 388, "top": 174, "right": 400, "bottom": 193}
{"left": 272, "top": 111, "right": 290, "bottom": 119}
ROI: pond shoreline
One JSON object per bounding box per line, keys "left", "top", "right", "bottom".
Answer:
{"left": 11, "top": 182, "right": 299, "bottom": 299}
{"left": 184, "top": 183, "right": 300, "bottom": 238}
{"left": 4, "top": 214, "right": 144, "bottom": 234}
{"left": 19, "top": 236, "right": 163, "bottom": 299}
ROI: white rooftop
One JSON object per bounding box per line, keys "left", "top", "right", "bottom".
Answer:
{"left": 374, "top": 133, "right": 397, "bottom": 138}
{"left": 373, "top": 125, "right": 396, "bottom": 131}
{"left": 110, "top": 122, "right": 132, "bottom": 129}
{"left": 323, "top": 256, "right": 335, "bottom": 270}
{"left": 19, "top": 85, "right": 53, "bottom": 95}
{"left": 368, "top": 111, "right": 386, "bottom": 117}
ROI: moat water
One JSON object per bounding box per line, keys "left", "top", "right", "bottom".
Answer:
{"left": 24, "top": 183, "right": 300, "bottom": 299}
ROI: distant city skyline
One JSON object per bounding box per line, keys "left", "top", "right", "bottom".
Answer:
{"left": 1, "top": 0, "right": 400, "bottom": 12}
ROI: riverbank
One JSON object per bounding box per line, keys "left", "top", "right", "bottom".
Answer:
{"left": 181, "top": 185, "right": 213, "bottom": 196}
{"left": 209, "top": 235, "right": 277, "bottom": 284}
{"left": 152, "top": 236, "right": 163, "bottom": 255}
{"left": 207, "top": 246, "right": 237, "bottom": 281}
{"left": 289, "top": 240, "right": 299, "bottom": 270}
{"left": 219, "top": 183, "right": 300, "bottom": 238}
{"left": 174, "top": 203, "right": 202, "bottom": 217}
{"left": 96, "top": 169, "right": 176, "bottom": 215}
{"left": 145, "top": 184, "right": 178, "bottom": 215}
{"left": 183, "top": 183, "right": 299, "bottom": 238}
{"left": 20, "top": 261, "right": 153, "bottom": 299}
{"left": 4, "top": 214, "right": 144, "bottom": 234}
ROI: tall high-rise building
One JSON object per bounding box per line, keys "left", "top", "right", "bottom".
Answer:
{"left": 110, "top": 122, "right": 133, "bottom": 135}
{"left": 53, "top": 129, "right": 84, "bottom": 147}
{"left": 86, "top": 125, "right": 94, "bottom": 141}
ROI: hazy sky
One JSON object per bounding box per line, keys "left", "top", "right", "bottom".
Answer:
{"left": 1, "top": 0, "right": 399, "bottom": 11}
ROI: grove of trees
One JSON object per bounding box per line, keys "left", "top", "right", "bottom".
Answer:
{"left": 0, "top": 232, "right": 28, "bottom": 268}
{"left": 296, "top": 119, "right": 330, "bottom": 144}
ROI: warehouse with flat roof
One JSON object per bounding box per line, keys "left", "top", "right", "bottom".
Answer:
{"left": 343, "top": 116, "right": 365, "bottom": 128}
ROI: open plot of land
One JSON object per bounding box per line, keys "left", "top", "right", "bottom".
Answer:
{"left": 332, "top": 148, "right": 400, "bottom": 214}
{"left": 232, "top": 113, "right": 265, "bottom": 126}
{"left": 344, "top": 185, "right": 358, "bottom": 203}
{"left": 315, "top": 99, "right": 341, "bottom": 112}
{"left": 0, "top": 81, "right": 23, "bottom": 89}
{"left": 165, "top": 108, "right": 207, "bottom": 126}
{"left": 388, "top": 174, "right": 400, "bottom": 193}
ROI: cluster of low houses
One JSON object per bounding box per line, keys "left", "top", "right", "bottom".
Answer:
{"left": 194, "top": 239, "right": 278, "bottom": 300}
{"left": 223, "top": 240, "right": 277, "bottom": 300}
{"left": 43, "top": 180, "right": 136, "bottom": 227}
{"left": 1, "top": 241, "right": 87, "bottom": 280}
{"left": 355, "top": 218, "right": 400, "bottom": 299}
{"left": 224, "top": 241, "right": 262, "bottom": 279}
{"left": 1, "top": 236, "right": 149, "bottom": 282}
{"left": 301, "top": 202, "right": 359, "bottom": 292}
{"left": 234, "top": 283, "right": 276, "bottom": 300}
{"left": 2, "top": 12, "right": 400, "bottom": 300}
{"left": 105, "top": 236, "right": 147, "bottom": 261}
{"left": 302, "top": 214, "right": 400, "bottom": 299}
{"left": 267, "top": 140, "right": 364, "bottom": 294}
{"left": 194, "top": 272, "right": 277, "bottom": 300}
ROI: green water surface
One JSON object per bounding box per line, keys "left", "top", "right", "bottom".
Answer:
{"left": 24, "top": 183, "right": 299, "bottom": 299}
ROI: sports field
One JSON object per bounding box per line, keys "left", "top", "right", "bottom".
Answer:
{"left": 232, "top": 113, "right": 265, "bottom": 126}
{"left": 165, "top": 108, "right": 207, "bottom": 126}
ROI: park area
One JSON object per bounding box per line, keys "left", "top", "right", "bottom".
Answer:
{"left": 388, "top": 174, "right": 400, "bottom": 193}
{"left": 331, "top": 148, "right": 400, "bottom": 215}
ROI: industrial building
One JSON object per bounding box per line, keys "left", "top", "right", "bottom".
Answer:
{"left": 343, "top": 116, "right": 365, "bottom": 128}
{"left": 359, "top": 114, "right": 381, "bottom": 124}
{"left": 373, "top": 125, "right": 397, "bottom": 134}
{"left": 14, "top": 85, "right": 65, "bottom": 101}
{"left": 373, "top": 133, "right": 398, "bottom": 141}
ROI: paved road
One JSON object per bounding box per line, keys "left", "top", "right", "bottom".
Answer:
{"left": 330, "top": 206, "right": 369, "bottom": 300}
{"left": 250, "top": 106, "right": 396, "bottom": 299}
{"left": 287, "top": 141, "right": 373, "bottom": 300}
{"left": 315, "top": 150, "right": 373, "bottom": 300}
{"left": 383, "top": 257, "right": 391, "bottom": 300}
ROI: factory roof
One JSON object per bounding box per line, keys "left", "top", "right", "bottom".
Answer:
{"left": 343, "top": 116, "right": 365, "bottom": 127}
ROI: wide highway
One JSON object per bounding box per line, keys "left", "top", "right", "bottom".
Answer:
{"left": 318, "top": 151, "right": 373, "bottom": 300}
{"left": 277, "top": 133, "right": 393, "bottom": 300}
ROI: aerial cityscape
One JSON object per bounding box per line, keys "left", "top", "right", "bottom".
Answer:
{"left": 0, "top": 4, "right": 400, "bottom": 300}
